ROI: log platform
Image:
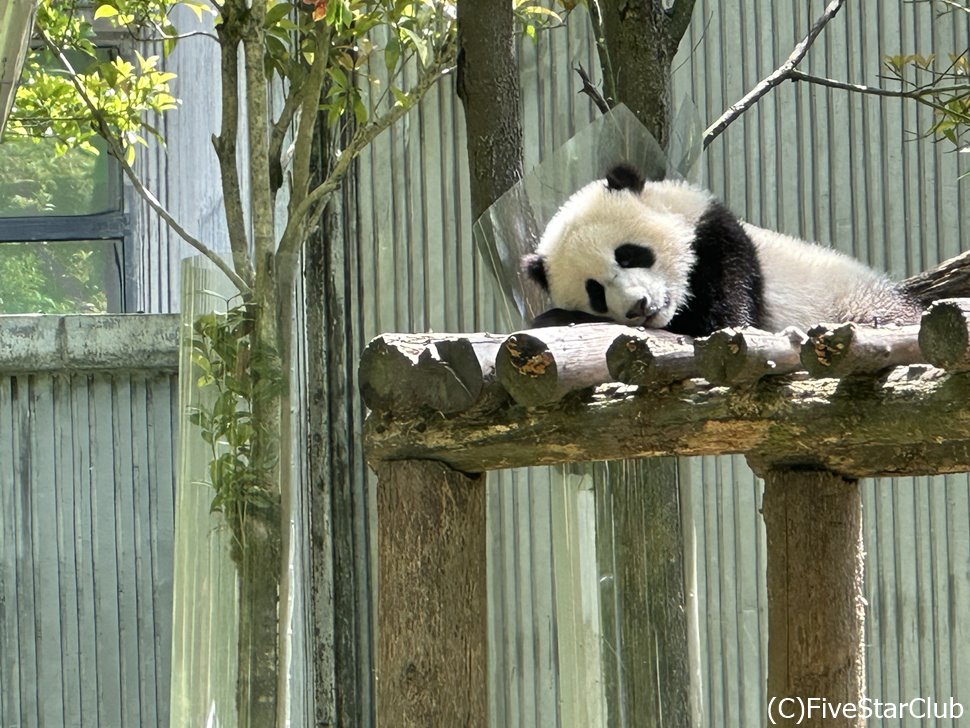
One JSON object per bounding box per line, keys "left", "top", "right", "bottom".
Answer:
{"left": 362, "top": 298, "right": 970, "bottom": 728}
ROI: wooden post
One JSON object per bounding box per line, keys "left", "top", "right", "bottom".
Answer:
{"left": 606, "top": 459, "right": 691, "bottom": 728}
{"left": 761, "top": 469, "right": 866, "bottom": 728}
{"left": 375, "top": 460, "right": 487, "bottom": 728}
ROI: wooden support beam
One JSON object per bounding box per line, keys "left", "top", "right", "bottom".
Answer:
{"left": 366, "top": 366, "right": 970, "bottom": 477}
{"left": 761, "top": 469, "right": 865, "bottom": 728}
{"left": 375, "top": 460, "right": 487, "bottom": 728}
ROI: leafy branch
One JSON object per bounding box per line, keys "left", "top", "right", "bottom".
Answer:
{"left": 189, "top": 303, "right": 284, "bottom": 555}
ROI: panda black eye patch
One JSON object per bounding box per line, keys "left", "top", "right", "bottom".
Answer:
{"left": 615, "top": 243, "right": 655, "bottom": 269}
{"left": 585, "top": 279, "right": 608, "bottom": 313}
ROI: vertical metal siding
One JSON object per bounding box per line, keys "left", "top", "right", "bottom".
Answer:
{"left": 4, "top": 2, "right": 966, "bottom": 727}
{"left": 677, "top": 2, "right": 970, "bottom": 725}
{"left": 0, "top": 368, "right": 177, "bottom": 728}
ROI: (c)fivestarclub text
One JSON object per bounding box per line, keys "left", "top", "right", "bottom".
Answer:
{"left": 768, "top": 696, "right": 964, "bottom": 724}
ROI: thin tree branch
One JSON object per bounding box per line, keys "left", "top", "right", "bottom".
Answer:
{"left": 586, "top": 0, "right": 616, "bottom": 108}
{"left": 276, "top": 39, "right": 458, "bottom": 261}
{"left": 242, "top": 0, "right": 276, "bottom": 271}
{"left": 573, "top": 64, "right": 610, "bottom": 114}
{"left": 37, "top": 26, "right": 251, "bottom": 294}
{"left": 289, "top": 27, "right": 332, "bottom": 215}
{"left": 789, "top": 68, "right": 970, "bottom": 100}
{"left": 268, "top": 84, "right": 302, "bottom": 195}
{"left": 213, "top": 0, "right": 255, "bottom": 289}
{"left": 788, "top": 69, "right": 970, "bottom": 124}
{"left": 704, "top": 0, "right": 846, "bottom": 148}
{"left": 665, "top": 0, "right": 697, "bottom": 56}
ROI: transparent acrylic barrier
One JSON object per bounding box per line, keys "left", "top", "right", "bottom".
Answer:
{"left": 472, "top": 102, "right": 703, "bottom": 326}
{"left": 170, "top": 255, "right": 303, "bottom": 727}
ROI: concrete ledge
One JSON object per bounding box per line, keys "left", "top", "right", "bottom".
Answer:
{"left": 0, "top": 314, "right": 180, "bottom": 373}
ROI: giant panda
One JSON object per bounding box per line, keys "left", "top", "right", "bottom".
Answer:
{"left": 522, "top": 162, "right": 921, "bottom": 336}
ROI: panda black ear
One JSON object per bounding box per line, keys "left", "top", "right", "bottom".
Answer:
{"left": 522, "top": 253, "right": 549, "bottom": 290}
{"left": 605, "top": 163, "right": 646, "bottom": 194}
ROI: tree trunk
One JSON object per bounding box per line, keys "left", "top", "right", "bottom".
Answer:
{"left": 235, "top": 297, "right": 283, "bottom": 728}
{"left": 761, "top": 469, "right": 866, "bottom": 727}
{"left": 375, "top": 460, "right": 487, "bottom": 727}
{"left": 592, "top": 1, "right": 696, "bottom": 152}
{"left": 456, "top": 0, "right": 524, "bottom": 221}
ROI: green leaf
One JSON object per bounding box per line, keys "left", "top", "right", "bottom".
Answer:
{"left": 385, "top": 34, "right": 401, "bottom": 75}
{"left": 265, "top": 1, "right": 294, "bottom": 27}
{"left": 93, "top": 5, "right": 119, "bottom": 19}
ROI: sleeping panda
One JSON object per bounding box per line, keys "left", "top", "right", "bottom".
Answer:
{"left": 522, "top": 162, "right": 921, "bottom": 336}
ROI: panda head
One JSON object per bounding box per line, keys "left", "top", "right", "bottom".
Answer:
{"left": 523, "top": 163, "right": 702, "bottom": 328}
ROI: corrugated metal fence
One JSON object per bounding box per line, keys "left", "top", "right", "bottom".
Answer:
{"left": 0, "top": 316, "right": 178, "bottom": 727}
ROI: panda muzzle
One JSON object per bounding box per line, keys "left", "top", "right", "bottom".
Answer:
{"left": 626, "top": 297, "right": 663, "bottom": 321}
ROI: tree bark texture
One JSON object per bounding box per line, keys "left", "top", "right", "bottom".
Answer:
{"left": 762, "top": 470, "right": 865, "bottom": 728}
{"left": 456, "top": 0, "right": 524, "bottom": 221}
{"left": 608, "top": 460, "right": 690, "bottom": 728}
{"left": 919, "top": 298, "right": 970, "bottom": 371}
{"left": 594, "top": 1, "right": 696, "bottom": 152}
{"left": 375, "top": 460, "right": 487, "bottom": 728}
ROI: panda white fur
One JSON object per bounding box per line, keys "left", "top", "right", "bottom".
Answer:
{"left": 522, "top": 163, "right": 921, "bottom": 336}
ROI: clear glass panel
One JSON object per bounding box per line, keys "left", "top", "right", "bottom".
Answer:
{"left": 473, "top": 104, "right": 671, "bottom": 325}
{"left": 0, "top": 239, "right": 123, "bottom": 313}
{"left": 171, "top": 255, "right": 302, "bottom": 727}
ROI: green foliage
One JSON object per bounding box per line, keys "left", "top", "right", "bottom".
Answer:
{"left": 884, "top": 51, "right": 970, "bottom": 151}
{"left": 514, "top": 0, "right": 565, "bottom": 41}
{"left": 884, "top": 2, "right": 970, "bottom": 153}
{"left": 188, "top": 304, "right": 285, "bottom": 536}
{"left": 5, "top": 0, "right": 180, "bottom": 162}
{"left": 0, "top": 137, "right": 114, "bottom": 216}
{"left": 257, "top": 0, "right": 459, "bottom": 130}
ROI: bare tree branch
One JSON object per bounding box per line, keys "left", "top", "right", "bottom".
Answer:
{"left": 37, "top": 26, "right": 251, "bottom": 294}
{"left": 268, "top": 86, "right": 302, "bottom": 195}
{"left": 242, "top": 0, "right": 277, "bottom": 277}
{"left": 586, "top": 0, "right": 616, "bottom": 109}
{"left": 289, "top": 28, "right": 332, "bottom": 217}
{"left": 704, "top": 0, "right": 846, "bottom": 148}
{"left": 790, "top": 68, "right": 970, "bottom": 101}
{"left": 213, "top": 0, "right": 255, "bottom": 289}
{"left": 787, "top": 69, "right": 970, "bottom": 125}
{"left": 573, "top": 64, "right": 610, "bottom": 114}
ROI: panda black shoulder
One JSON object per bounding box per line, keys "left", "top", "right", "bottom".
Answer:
{"left": 664, "top": 201, "right": 767, "bottom": 337}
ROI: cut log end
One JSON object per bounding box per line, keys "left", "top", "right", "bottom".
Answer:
{"left": 495, "top": 332, "right": 559, "bottom": 406}
{"left": 919, "top": 299, "right": 970, "bottom": 371}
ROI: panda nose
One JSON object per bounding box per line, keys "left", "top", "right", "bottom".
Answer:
{"left": 626, "top": 297, "right": 649, "bottom": 320}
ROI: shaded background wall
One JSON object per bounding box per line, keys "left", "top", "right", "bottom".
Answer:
{"left": 3, "top": 1, "right": 970, "bottom": 726}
